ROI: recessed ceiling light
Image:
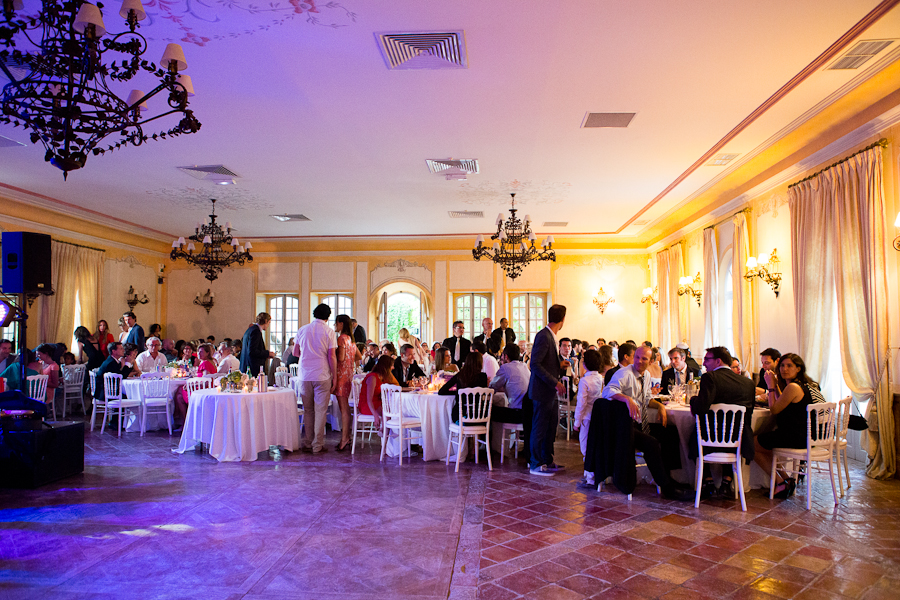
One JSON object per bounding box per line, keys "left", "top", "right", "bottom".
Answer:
{"left": 448, "top": 210, "right": 483, "bottom": 218}
{"left": 581, "top": 113, "right": 636, "bottom": 128}
{"left": 707, "top": 153, "right": 740, "bottom": 166}
{"left": 542, "top": 221, "right": 568, "bottom": 227}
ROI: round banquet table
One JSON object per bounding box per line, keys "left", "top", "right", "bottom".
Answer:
{"left": 175, "top": 388, "right": 300, "bottom": 461}
{"left": 121, "top": 377, "right": 187, "bottom": 432}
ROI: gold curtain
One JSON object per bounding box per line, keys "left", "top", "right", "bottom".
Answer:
{"left": 656, "top": 243, "right": 684, "bottom": 352}
{"left": 35, "top": 241, "right": 104, "bottom": 346}
{"left": 702, "top": 228, "right": 719, "bottom": 349}
{"left": 76, "top": 247, "right": 104, "bottom": 337}
{"left": 731, "top": 212, "right": 756, "bottom": 365}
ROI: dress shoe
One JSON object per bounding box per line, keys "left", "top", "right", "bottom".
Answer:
{"left": 717, "top": 479, "right": 734, "bottom": 498}
{"left": 700, "top": 480, "right": 717, "bottom": 499}
{"left": 662, "top": 484, "right": 694, "bottom": 501}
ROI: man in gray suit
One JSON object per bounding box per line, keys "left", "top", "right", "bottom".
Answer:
{"left": 528, "top": 304, "right": 567, "bottom": 476}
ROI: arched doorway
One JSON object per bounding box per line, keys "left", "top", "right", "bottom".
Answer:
{"left": 369, "top": 281, "right": 432, "bottom": 346}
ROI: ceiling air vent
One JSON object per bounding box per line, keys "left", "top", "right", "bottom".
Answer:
{"left": 827, "top": 39, "right": 894, "bottom": 70}
{"left": 707, "top": 153, "right": 740, "bottom": 166}
{"left": 633, "top": 219, "right": 650, "bottom": 226}
{"left": 581, "top": 113, "right": 636, "bottom": 128}
{"left": 177, "top": 164, "right": 241, "bottom": 185}
{"left": 376, "top": 32, "right": 467, "bottom": 70}
{"left": 270, "top": 214, "right": 310, "bottom": 222}
{"left": 427, "top": 158, "right": 479, "bottom": 180}
{"left": 448, "top": 210, "right": 483, "bottom": 218}
{"left": 542, "top": 222, "right": 568, "bottom": 227}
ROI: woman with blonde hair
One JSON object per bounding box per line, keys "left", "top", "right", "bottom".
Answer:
{"left": 397, "top": 328, "right": 427, "bottom": 365}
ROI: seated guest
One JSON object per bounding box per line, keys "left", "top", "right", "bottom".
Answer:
{"left": 217, "top": 342, "right": 240, "bottom": 374}
{"left": 0, "top": 348, "right": 42, "bottom": 396}
{"left": 281, "top": 337, "right": 299, "bottom": 367}
{"left": 362, "top": 343, "right": 379, "bottom": 373}
{"left": 439, "top": 351, "right": 488, "bottom": 423}
{"left": 94, "top": 342, "right": 135, "bottom": 401}
{"left": 677, "top": 343, "right": 701, "bottom": 372}
{"left": 36, "top": 343, "right": 61, "bottom": 404}
{"left": 0, "top": 338, "right": 16, "bottom": 373}
{"left": 380, "top": 341, "right": 397, "bottom": 358}
{"left": 604, "top": 343, "right": 635, "bottom": 386}
{"left": 432, "top": 346, "right": 457, "bottom": 374}
{"left": 149, "top": 323, "right": 162, "bottom": 339}
{"left": 174, "top": 339, "right": 186, "bottom": 358}
{"left": 517, "top": 340, "right": 530, "bottom": 365}
{"left": 391, "top": 343, "right": 426, "bottom": 386}
{"left": 62, "top": 352, "right": 76, "bottom": 366}
{"left": 731, "top": 357, "right": 752, "bottom": 379}
{"left": 160, "top": 339, "right": 176, "bottom": 361}
{"left": 196, "top": 344, "right": 217, "bottom": 376}
{"left": 647, "top": 347, "right": 663, "bottom": 381}
{"left": 136, "top": 337, "right": 168, "bottom": 373}
{"left": 660, "top": 346, "right": 700, "bottom": 394}
{"left": 230, "top": 338, "right": 242, "bottom": 359}
{"left": 755, "top": 347, "right": 781, "bottom": 397}
{"left": 692, "top": 347, "right": 755, "bottom": 498}
{"left": 472, "top": 340, "right": 499, "bottom": 380}
{"left": 180, "top": 342, "right": 197, "bottom": 368}
{"left": 601, "top": 345, "right": 690, "bottom": 500}
{"left": 573, "top": 349, "right": 604, "bottom": 470}
{"left": 753, "top": 353, "right": 817, "bottom": 499}
{"left": 359, "top": 355, "right": 398, "bottom": 429}
{"left": 489, "top": 343, "right": 530, "bottom": 424}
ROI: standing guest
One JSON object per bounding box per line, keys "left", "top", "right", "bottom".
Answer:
{"left": 398, "top": 328, "right": 427, "bottom": 365}
{"left": 604, "top": 343, "right": 635, "bottom": 386}
{"left": 528, "top": 304, "right": 567, "bottom": 476}
{"left": 333, "top": 314, "right": 362, "bottom": 451}
{"left": 35, "top": 344, "right": 60, "bottom": 404}
{"left": 432, "top": 346, "right": 456, "bottom": 374}
{"left": 359, "top": 355, "right": 397, "bottom": 430}
{"left": 443, "top": 321, "right": 471, "bottom": 368}
{"left": 473, "top": 340, "right": 499, "bottom": 380}
{"left": 362, "top": 343, "right": 379, "bottom": 373}
{"left": 0, "top": 338, "right": 17, "bottom": 372}
{"left": 149, "top": 323, "right": 162, "bottom": 339}
{"left": 596, "top": 337, "right": 607, "bottom": 347}
{"left": 574, "top": 349, "right": 604, "bottom": 486}
{"left": 74, "top": 326, "right": 104, "bottom": 371}
{"left": 473, "top": 317, "right": 499, "bottom": 357}
{"left": 489, "top": 343, "right": 531, "bottom": 425}
{"left": 93, "top": 320, "right": 115, "bottom": 358}
{"left": 753, "top": 353, "right": 817, "bottom": 499}
{"left": 491, "top": 318, "right": 517, "bottom": 355}
{"left": 439, "top": 351, "right": 488, "bottom": 424}
{"left": 135, "top": 337, "right": 168, "bottom": 373}
{"left": 206, "top": 335, "right": 216, "bottom": 345}
{"left": 647, "top": 347, "right": 663, "bottom": 381}
{"left": 755, "top": 347, "right": 782, "bottom": 397}
{"left": 692, "top": 346, "right": 756, "bottom": 498}
{"left": 117, "top": 316, "right": 129, "bottom": 343}
{"left": 240, "top": 313, "right": 275, "bottom": 375}
{"left": 123, "top": 312, "right": 145, "bottom": 353}
{"left": 179, "top": 342, "right": 197, "bottom": 368}
{"left": 293, "top": 304, "right": 337, "bottom": 453}
{"left": 351, "top": 319, "right": 367, "bottom": 346}
{"left": 94, "top": 342, "right": 135, "bottom": 402}
{"left": 660, "top": 346, "right": 700, "bottom": 394}
{"left": 216, "top": 341, "right": 240, "bottom": 374}
{"left": 392, "top": 343, "right": 426, "bottom": 387}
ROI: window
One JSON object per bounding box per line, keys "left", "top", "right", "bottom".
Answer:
{"left": 719, "top": 250, "right": 734, "bottom": 356}
{"left": 318, "top": 294, "right": 353, "bottom": 330}
{"left": 266, "top": 295, "right": 299, "bottom": 357}
{"left": 0, "top": 321, "right": 17, "bottom": 349}
{"left": 509, "top": 293, "right": 546, "bottom": 343}
{"left": 453, "top": 293, "right": 490, "bottom": 338}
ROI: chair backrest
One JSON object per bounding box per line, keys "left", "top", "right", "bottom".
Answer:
{"left": 557, "top": 376, "right": 570, "bottom": 405}
{"left": 350, "top": 377, "right": 363, "bottom": 407}
{"left": 276, "top": 366, "right": 288, "bottom": 373}
{"left": 185, "top": 377, "right": 213, "bottom": 398}
{"left": 836, "top": 396, "right": 851, "bottom": 442}
{"left": 103, "top": 373, "right": 122, "bottom": 400}
{"left": 289, "top": 364, "right": 300, "bottom": 377}
{"left": 274, "top": 371, "right": 291, "bottom": 388}
{"left": 140, "top": 371, "right": 165, "bottom": 379}
{"left": 380, "top": 384, "right": 404, "bottom": 420}
{"left": 142, "top": 375, "right": 171, "bottom": 399}
{"left": 695, "top": 403, "right": 746, "bottom": 449}
{"left": 808, "top": 402, "right": 837, "bottom": 451}
{"left": 63, "top": 364, "right": 86, "bottom": 386}
{"left": 89, "top": 368, "right": 98, "bottom": 396}
{"left": 458, "top": 387, "right": 494, "bottom": 424}
{"left": 26, "top": 374, "right": 49, "bottom": 402}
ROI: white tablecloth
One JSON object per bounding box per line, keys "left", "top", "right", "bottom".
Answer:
{"left": 175, "top": 389, "right": 300, "bottom": 461}
{"left": 121, "top": 378, "right": 187, "bottom": 432}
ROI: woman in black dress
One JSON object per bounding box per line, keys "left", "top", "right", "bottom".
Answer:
{"left": 438, "top": 351, "right": 487, "bottom": 423}
{"left": 753, "top": 353, "right": 816, "bottom": 498}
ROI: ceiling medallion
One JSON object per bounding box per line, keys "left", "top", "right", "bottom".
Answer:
{"left": 472, "top": 193, "right": 556, "bottom": 280}
{"left": 0, "top": 0, "right": 201, "bottom": 178}
{"left": 170, "top": 198, "right": 253, "bottom": 282}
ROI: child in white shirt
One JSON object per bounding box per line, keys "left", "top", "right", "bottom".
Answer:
{"left": 574, "top": 349, "right": 604, "bottom": 484}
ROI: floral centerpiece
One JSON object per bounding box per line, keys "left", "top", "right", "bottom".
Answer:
{"left": 221, "top": 370, "right": 247, "bottom": 393}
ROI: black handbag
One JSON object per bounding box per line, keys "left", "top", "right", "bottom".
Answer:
{"left": 848, "top": 414, "right": 868, "bottom": 431}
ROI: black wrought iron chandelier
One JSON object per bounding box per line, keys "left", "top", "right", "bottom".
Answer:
{"left": 0, "top": 0, "right": 201, "bottom": 178}
{"left": 472, "top": 193, "right": 555, "bottom": 280}
{"left": 170, "top": 199, "right": 253, "bottom": 282}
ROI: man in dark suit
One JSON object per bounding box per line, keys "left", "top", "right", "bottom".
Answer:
{"left": 443, "top": 320, "right": 471, "bottom": 368}
{"left": 351, "top": 319, "right": 367, "bottom": 345}
{"left": 691, "top": 346, "right": 756, "bottom": 498}
{"left": 123, "top": 311, "right": 145, "bottom": 352}
{"left": 755, "top": 347, "right": 781, "bottom": 396}
{"left": 94, "top": 342, "right": 135, "bottom": 401}
{"left": 491, "top": 318, "right": 516, "bottom": 354}
{"left": 677, "top": 343, "right": 702, "bottom": 373}
{"left": 392, "top": 344, "right": 426, "bottom": 386}
{"left": 660, "top": 346, "right": 701, "bottom": 394}
{"left": 528, "top": 304, "right": 567, "bottom": 476}
{"left": 472, "top": 317, "right": 500, "bottom": 357}
{"left": 604, "top": 343, "right": 635, "bottom": 386}
{"left": 240, "top": 312, "right": 275, "bottom": 375}
{"left": 362, "top": 343, "right": 379, "bottom": 373}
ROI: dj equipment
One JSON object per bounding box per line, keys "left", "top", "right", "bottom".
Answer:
{"left": 0, "top": 421, "right": 85, "bottom": 488}
{"left": 1, "top": 231, "right": 52, "bottom": 294}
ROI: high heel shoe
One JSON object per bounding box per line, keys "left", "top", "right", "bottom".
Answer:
{"left": 774, "top": 477, "right": 796, "bottom": 500}
{"left": 336, "top": 440, "right": 350, "bottom": 452}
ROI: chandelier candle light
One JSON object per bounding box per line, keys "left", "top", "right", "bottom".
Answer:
{"left": 472, "top": 193, "right": 556, "bottom": 280}
{"left": 193, "top": 289, "right": 214, "bottom": 314}
{"left": 125, "top": 285, "right": 148, "bottom": 309}
{"left": 170, "top": 199, "right": 253, "bottom": 282}
{"left": 0, "top": 0, "right": 201, "bottom": 178}
{"left": 641, "top": 286, "right": 658, "bottom": 309}
{"left": 677, "top": 272, "right": 702, "bottom": 306}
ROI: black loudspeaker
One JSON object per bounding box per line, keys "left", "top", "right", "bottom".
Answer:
{"left": 1, "top": 231, "right": 52, "bottom": 294}
{"left": 0, "top": 421, "right": 85, "bottom": 488}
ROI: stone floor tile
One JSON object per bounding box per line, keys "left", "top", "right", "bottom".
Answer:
{"left": 749, "top": 576, "right": 808, "bottom": 599}
{"left": 642, "top": 563, "right": 696, "bottom": 585}
{"left": 556, "top": 574, "right": 607, "bottom": 597}
{"left": 523, "top": 583, "right": 586, "bottom": 600}
{"left": 495, "top": 572, "right": 548, "bottom": 596}
{"left": 582, "top": 562, "right": 634, "bottom": 585}
{"left": 617, "top": 573, "right": 677, "bottom": 598}
{"left": 523, "top": 561, "right": 578, "bottom": 584}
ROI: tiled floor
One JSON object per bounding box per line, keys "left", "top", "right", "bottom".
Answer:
{"left": 1, "top": 420, "right": 898, "bottom": 600}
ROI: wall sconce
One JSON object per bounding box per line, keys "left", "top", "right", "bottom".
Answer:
{"left": 893, "top": 211, "right": 899, "bottom": 251}
{"left": 194, "top": 289, "right": 215, "bottom": 314}
{"left": 744, "top": 249, "right": 782, "bottom": 297}
{"left": 126, "top": 286, "right": 149, "bottom": 310}
{"left": 641, "top": 286, "right": 658, "bottom": 309}
{"left": 593, "top": 287, "right": 615, "bottom": 314}
{"left": 677, "top": 272, "right": 702, "bottom": 307}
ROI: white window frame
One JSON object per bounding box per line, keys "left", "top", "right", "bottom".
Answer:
{"left": 452, "top": 293, "right": 491, "bottom": 339}
{"left": 266, "top": 294, "right": 300, "bottom": 357}
{"left": 318, "top": 293, "right": 353, "bottom": 330}
{"left": 509, "top": 292, "right": 547, "bottom": 344}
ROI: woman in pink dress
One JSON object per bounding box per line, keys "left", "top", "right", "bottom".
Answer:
{"left": 176, "top": 343, "right": 218, "bottom": 422}
{"left": 36, "top": 344, "right": 60, "bottom": 407}
{"left": 333, "top": 314, "right": 362, "bottom": 451}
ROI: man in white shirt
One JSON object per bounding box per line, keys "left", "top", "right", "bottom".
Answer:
{"left": 293, "top": 303, "right": 337, "bottom": 453}
{"left": 601, "top": 345, "right": 691, "bottom": 501}
{"left": 473, "top": 340, "right": 499, "bottom": 380}
{"left": 489, "top": 343, "right": 530, "bottom": 422}
{"left": 135, "top": 337, "right": 168, "bottom": 373}
{"left": 216, "top": 341, "right": 240, "bottom": 374}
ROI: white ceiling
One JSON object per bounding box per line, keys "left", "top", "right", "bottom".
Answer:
{"left": 1, "top": 0, "right": 898, "bottom": 243}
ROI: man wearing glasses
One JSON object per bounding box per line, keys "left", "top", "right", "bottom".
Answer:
{"left": 442, "top": 321, "right": 471, "bottom": 368}
{"left": 135, "top": 337, "right": 168, "bottom": 373}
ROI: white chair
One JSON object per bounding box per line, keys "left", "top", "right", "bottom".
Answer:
{"left": 141, "top": 376, "right": 173, "bottom": 436}
{"left": 351, "top": 376, "right": 377, "bottom": 454}
{"left": 558, "top": 376, "right": 574, "bottom": 440}
{"left": 379, "top": 383, "right": 422, "bottom": 465}
{"left": 61, "top": 364, "right": 87, "bottom": 418}
{"left": 26, "top": 374, "right": 50, "bottom": 416}
{"left": 499, "top": 422, "right": 524, "bottom": 463}
{"left": 100, "top": 373, "right": 141, "bottom": 437}
{"left": 274, "top": 371, "right": 291, "bottom": 388}
{"left": 834, "top": 396, "right": 852, "bottom": 497}
{"left": 289, "top": 364, "right": 300, "bottom": 377}
{"left": 184, "top": 376, "right": 213, "bottom": 402}
{"left": 89, "top": 368, "right": 98, "bottom": 397}
{"left": 446, "top": 387, "right": 493, "bottom": 473}
{"left": 276, "top": 366, "right": 288, "bottom": 373}
{"left": 770, "top": 402, "right": 839, "bottom": 510}
{"left": 88, "top": 369, "right": 103, "bottom": 431}
{"left": 694, "top": 404, "right": 747, "bottom": 511}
